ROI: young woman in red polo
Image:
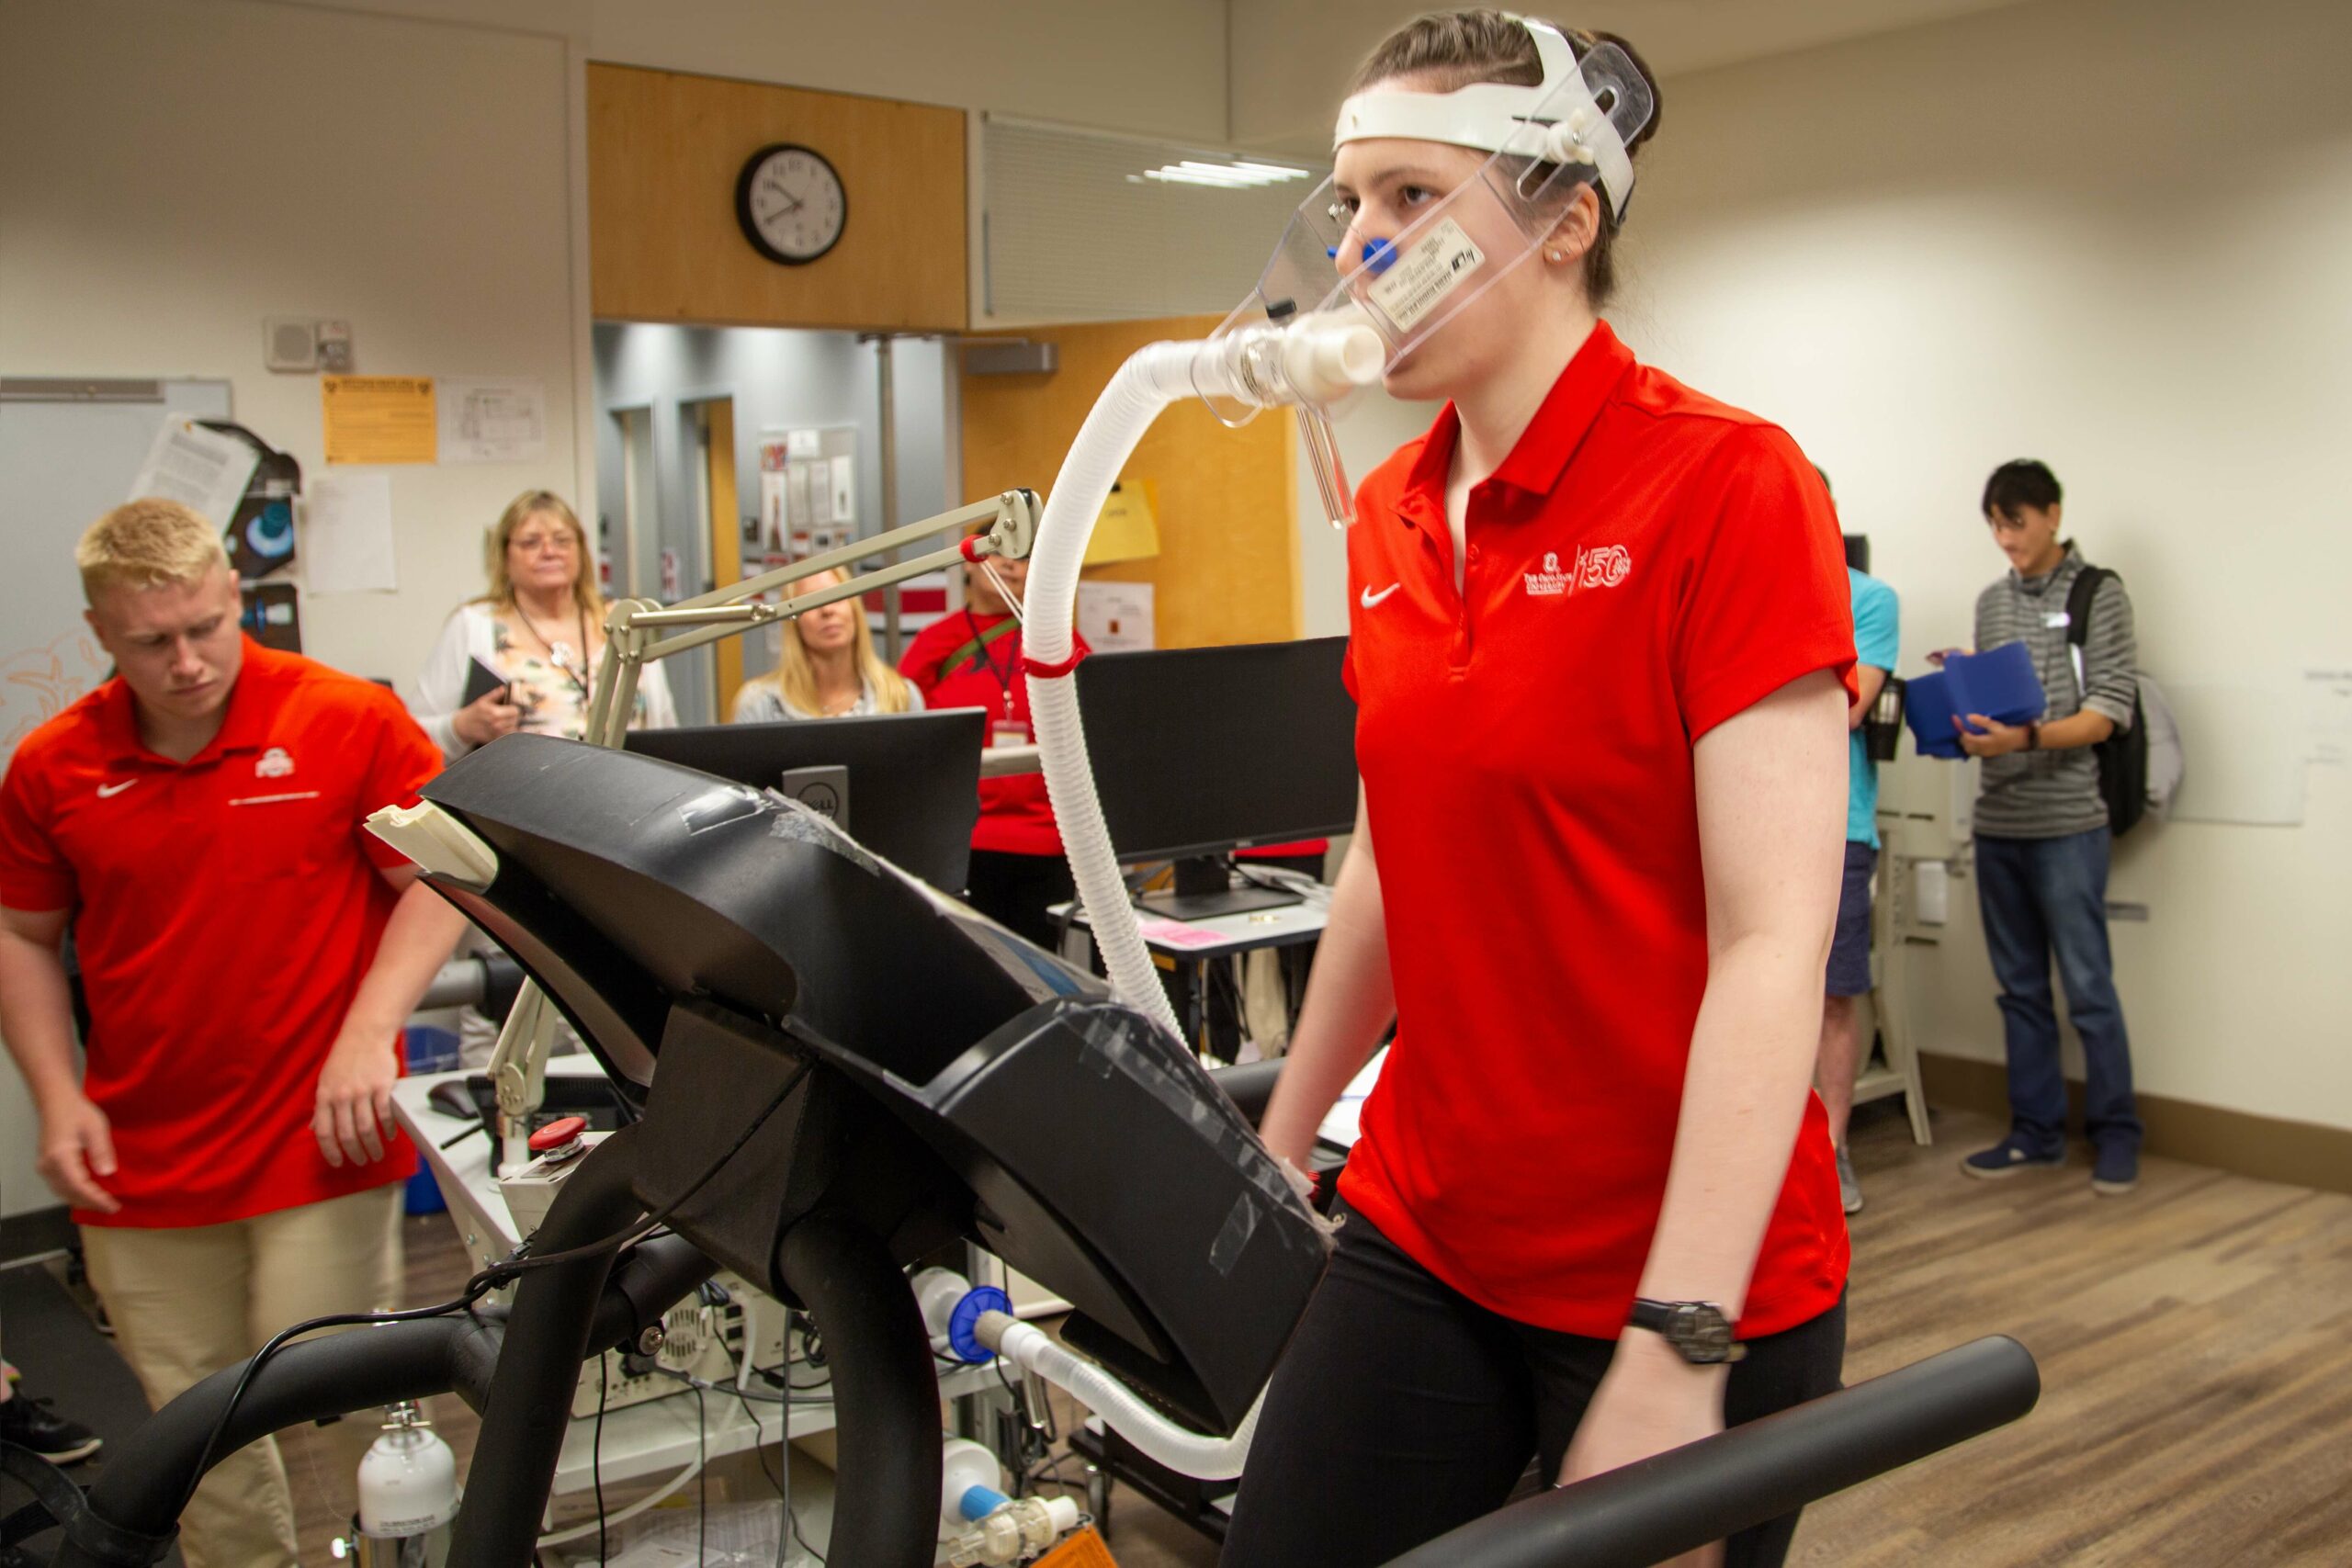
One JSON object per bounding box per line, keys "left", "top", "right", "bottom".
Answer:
{"left": 1231, "top": 15, "right": 1857, "bottom": 1568}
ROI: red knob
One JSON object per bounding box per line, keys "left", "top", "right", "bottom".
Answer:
{"left": 527, "top": 1115, "right": 588, "bottom": 1155}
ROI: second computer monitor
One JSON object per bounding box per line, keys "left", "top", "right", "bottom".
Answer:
{"left": 625, "top": 708, "right": 985, "bottom": 896}
{"left": 1075, "top": 637, "right": 1358, "bottom": 866}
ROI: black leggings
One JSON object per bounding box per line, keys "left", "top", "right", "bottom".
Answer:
{"left": 1220, "top": 1201, "right": 1847, "bottom": 1568}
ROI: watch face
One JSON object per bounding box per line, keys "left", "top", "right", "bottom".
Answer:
{"left": 735, "top": 143, "right": 847, "bottom": 265}
{"left": 1670, "top": 1303, "right": 1738, "bottom": 1363}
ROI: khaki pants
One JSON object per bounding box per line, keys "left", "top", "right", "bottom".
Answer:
{"left": 82, "top": 1185, "right": 404, "bottom": 1568}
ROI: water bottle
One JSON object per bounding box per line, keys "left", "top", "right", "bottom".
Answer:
{"left": 337, "top": 1403, "right": 458, "bottom": 1567}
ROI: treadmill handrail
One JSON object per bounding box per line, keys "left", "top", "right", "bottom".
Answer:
{"left": 1383, "top": 1335, "right": 2040, "bottom": 1568}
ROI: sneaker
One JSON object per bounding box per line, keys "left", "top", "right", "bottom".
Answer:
{"left": 1961, "top": 1135, "right": 2065, "bottom": 1179}
{"left": 0, "top": 1393, "right": 104, "bottom": 1465}
{"left": 1836, "top": 1145, "right": 1864, "bottom": 1215}
{"left": 2091, "top": 1143, "right": 2140, "bottom": 1196}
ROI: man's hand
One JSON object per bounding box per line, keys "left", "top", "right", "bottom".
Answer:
{"left": 1955, "top": 713, "right": 2029, "bottom": 758}
{"left": 1558, "top": 1333, "right": 1729, "bottom": 1567}
{"left": 313, "top": 1028, "right": 399, "bottom": 1168}
{"left": 37, "top": 1092, "right": 120, "bottom": 1213}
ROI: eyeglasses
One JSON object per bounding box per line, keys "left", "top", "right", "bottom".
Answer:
{"left": 511, "top": 533, "right": 579, "bottom": 556}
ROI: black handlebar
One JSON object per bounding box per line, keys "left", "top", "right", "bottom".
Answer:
{"left": 1385, "top": 1336, "right": 2040, "bottom": 1568}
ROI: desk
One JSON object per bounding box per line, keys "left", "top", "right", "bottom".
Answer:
{"left": 1054, "top": 883, "right": 1330, "bottom": 1060}
{"left": 389, "top": 1064, "right": 1002, "bottom": 1532}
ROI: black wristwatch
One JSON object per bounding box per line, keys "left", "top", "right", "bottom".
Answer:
{"left": 1628, "top": 1299, "right": 1747, "bottom": 1364}
{"left": 2026, "top": 720, "right": 2042, "bottom": 751}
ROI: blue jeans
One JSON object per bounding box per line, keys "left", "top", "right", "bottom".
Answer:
{"left": 1974, "top": 829, "right": 2141, "bottom": 1153}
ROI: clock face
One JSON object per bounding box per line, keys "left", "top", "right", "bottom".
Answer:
{"left": 735, "top": 143, "right": 847, "bottom": 265}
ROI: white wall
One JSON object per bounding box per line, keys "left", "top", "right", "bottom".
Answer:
{"left": 0, "top": 0, "right": 585, "bottom": 1217}
{"left": 1295, "top": 392, "right": 1439, "bottom": 639}
{"left": 1608, "top": 0, "right": 2352, "bottom": 1131}
{"left": 299, "top": 0, "right": 1230, "bottom": 141}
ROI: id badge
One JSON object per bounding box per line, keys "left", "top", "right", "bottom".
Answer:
{"left": 990, "top": 720, "right": 1030, "bottom": 750}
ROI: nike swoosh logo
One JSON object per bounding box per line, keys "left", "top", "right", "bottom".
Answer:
{"left": 1360, "top": 583, "right": 1402, "bottom": 609}
{"left": 96, "top": 780, "right": 140, "bottom": 798}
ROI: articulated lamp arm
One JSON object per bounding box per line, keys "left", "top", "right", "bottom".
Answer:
{"left": 481, "top": 488, "right": 1042, "bottom": 1156}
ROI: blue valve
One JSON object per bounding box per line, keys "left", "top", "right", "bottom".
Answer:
{"left": 959, "top": 1484, "right": 1012, "bottom": 1522}
{"left": 947, "top": 1284, "right": 1012, "bottom": 1364}
{"left": 1323, "top": 239, "right": 1399, "bottom": 276}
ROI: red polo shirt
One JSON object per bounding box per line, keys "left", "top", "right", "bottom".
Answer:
{"left": 900, "top": 611, "right": 1086, "bottom": 857}
{"left": 0, "top": 640, "right": 439, "bottom": 1228}
{"left": 1338, "top": 322, "right": 1855, "bottom": 1338}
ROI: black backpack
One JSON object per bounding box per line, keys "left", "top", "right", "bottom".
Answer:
{"left": 2065, "top": 566, "right": 2148, "bottom": 838}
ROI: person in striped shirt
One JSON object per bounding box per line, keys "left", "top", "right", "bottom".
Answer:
{"left": 1951, "top": 459, "right": 2143, "bottom": 1196}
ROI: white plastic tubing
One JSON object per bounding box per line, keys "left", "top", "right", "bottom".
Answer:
{"left": 1025, "top": 316, "right": 1380, "bottom": 1040}
{"left": 983, "top": 1312, "right": 1263, "bottom": 1482}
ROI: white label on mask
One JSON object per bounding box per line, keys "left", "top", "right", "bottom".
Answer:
{"left": 1366, "top": 218, "right": 1487, "bottom": 334}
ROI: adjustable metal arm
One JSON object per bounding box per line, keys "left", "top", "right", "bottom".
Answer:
{"left": 481, "top": 489, "right": 1040, "bottom": 1157}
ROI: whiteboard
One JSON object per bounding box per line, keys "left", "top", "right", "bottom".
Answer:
{"left": 0, "top": 378, "right": 232, "bottom": 767}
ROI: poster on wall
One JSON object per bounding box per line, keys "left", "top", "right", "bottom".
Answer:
{"left": 303, "top": 471, "right": 399, "bottom": 594}
{"left": 322, "top": 376, "right": 435, "bottom": 465}
{"left": 756, "top": 426, "right": 860, "bottom": 562}
{"left": 437, "top": 378, "right": 547, "bottom": 463}
{"left": 1077, "top": 580, "right": 1155, "bottom": 651}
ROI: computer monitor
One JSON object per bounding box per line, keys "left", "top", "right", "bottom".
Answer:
{"left": 625, "top": 709, "right": 986, "bottom": 895}
{"left": 1075, "top": 637, "right": 1358, "bottom": 919}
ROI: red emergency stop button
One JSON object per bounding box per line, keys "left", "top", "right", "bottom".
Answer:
{"left": 527, "top": 1116, "right": 589, "bottom": 1158}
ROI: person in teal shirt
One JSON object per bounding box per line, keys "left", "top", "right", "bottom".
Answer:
{"left": 1821, "top": 558, "right": 1900, "bottom": 1213}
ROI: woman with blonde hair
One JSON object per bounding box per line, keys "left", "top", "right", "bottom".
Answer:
{"left": 414, "top": 489, "right": 675, "bottom": 756}
{"left": 730, "top": 567, "right": 922, "bottom": 721}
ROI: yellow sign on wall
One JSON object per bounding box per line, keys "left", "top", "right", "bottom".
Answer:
{"left": 1084, "top": 479, "right": 1159, "bottom": 567}
{"left": 322, "top": 376, "right": 436, "bottom": 465}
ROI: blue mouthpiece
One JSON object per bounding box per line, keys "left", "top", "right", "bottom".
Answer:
{"left": 1324, "top": 239, "right": 1401, "bottom": 276}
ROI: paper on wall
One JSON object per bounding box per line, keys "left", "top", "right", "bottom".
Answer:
{"left": 302, "top": 471, "right": 398, "bottom": 593}
{"left": 786, "top": 465, "right": 813, "bottom": 531}
{"left": 830, "top": 453, "right": 856, "bottom": 526}
{"left": 321, "top": 376, "right": 435, "bottom": 465}
{"left": 2304, "top": 667, "right": 2352, "bottom": 768}
{"left": 1086, "top": 479, "right": 1160, "bottom": 566}
{"left": 1077, "top": 580, "right": 1155, "bottom": 651}
{"left": 128, "top": 416, "right": 260, "bottom": 531}
{"left": 436, "top": 378, "right": 547, "bottom": 463}
{"left": 805, "top": 462, "right": 832, "bottom": 525}
{"left": 786, "top": 428, "right": 822, "bottom": 461}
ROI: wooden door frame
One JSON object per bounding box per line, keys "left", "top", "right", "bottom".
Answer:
{"left": 698, "top": 397, "right": 742, "bottom": 717}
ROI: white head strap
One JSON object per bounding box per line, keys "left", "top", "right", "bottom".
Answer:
{"left": 1333, "top": 17, "right": 1637, "bottom": 221}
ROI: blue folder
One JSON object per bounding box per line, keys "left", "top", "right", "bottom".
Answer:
{"left": 1903, "top": 641, "right": 2045, "bottom": 759}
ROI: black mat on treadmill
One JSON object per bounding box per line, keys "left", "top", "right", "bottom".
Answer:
{"left": 1, "top": 1260, "right": 185, "bottom": 1568}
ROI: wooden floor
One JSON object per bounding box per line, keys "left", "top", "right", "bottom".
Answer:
{"left": 288, "top": 1105, "right": 2352, "bottom": 1564}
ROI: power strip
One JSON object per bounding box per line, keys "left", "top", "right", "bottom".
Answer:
{"left": 569, "top": 1270, "right": 789, "bottom": 1420}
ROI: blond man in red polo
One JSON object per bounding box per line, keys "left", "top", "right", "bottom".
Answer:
{"left": 0, "top": 500, "right": 467, "bottom": 1567}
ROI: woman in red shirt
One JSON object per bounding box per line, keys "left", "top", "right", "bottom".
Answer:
{"left": 1230, "top": 15, "right": 1854, "bottom": 1568}
{"left": 899, "top": 553, "right": 1082, "bottom": 947}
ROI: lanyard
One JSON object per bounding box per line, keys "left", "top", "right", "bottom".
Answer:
{"left": 957, "top": 612, "right": 1018, "bottom": 712}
